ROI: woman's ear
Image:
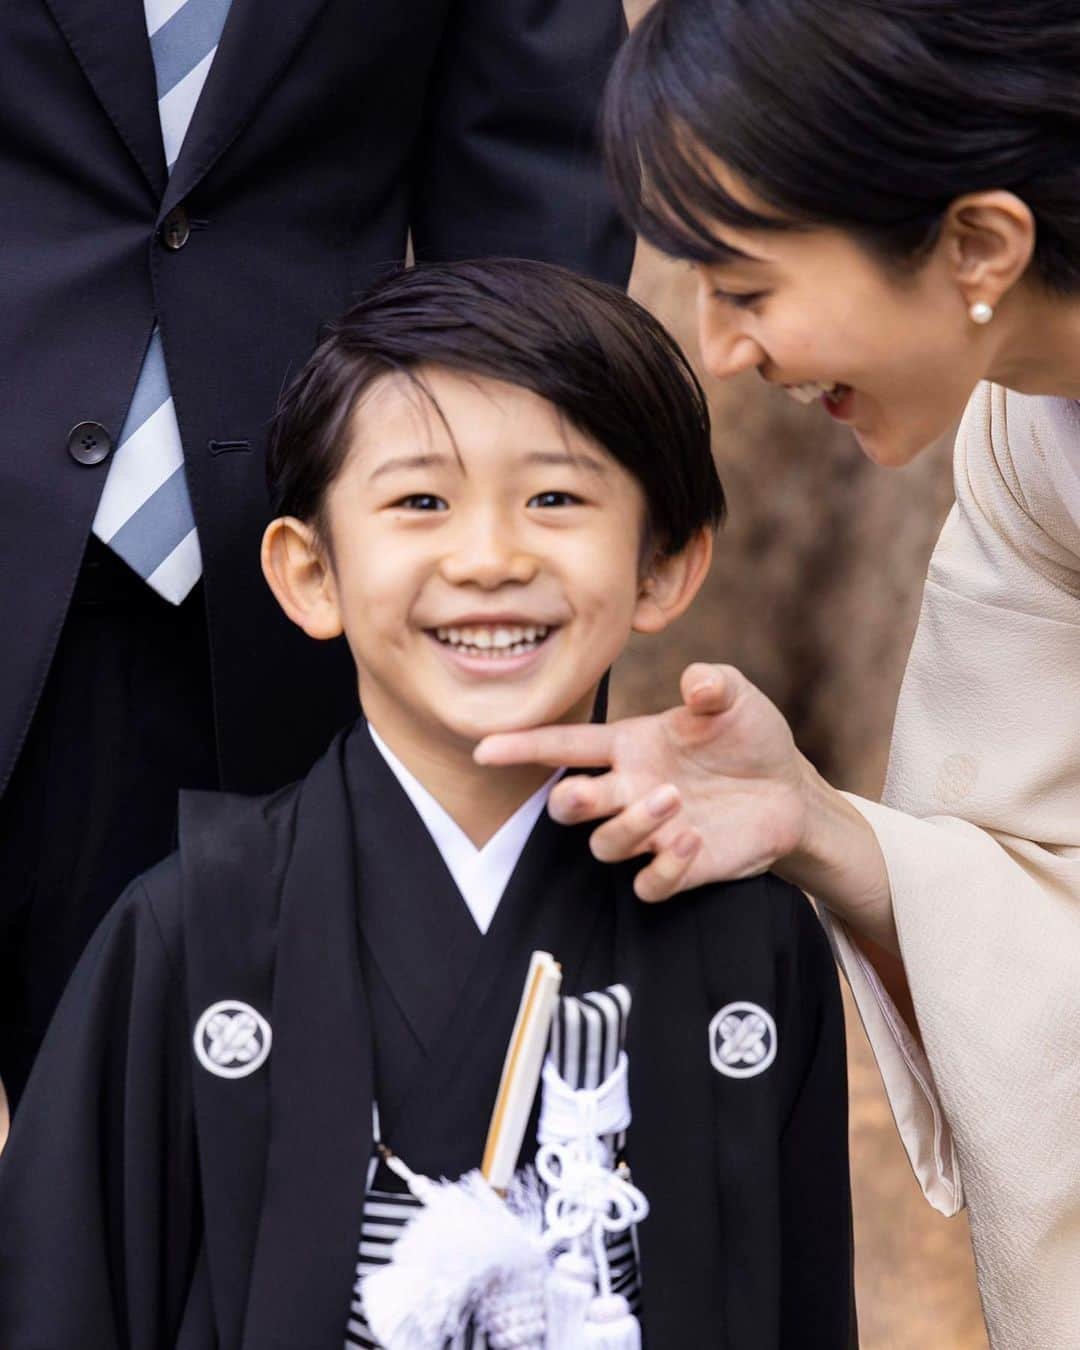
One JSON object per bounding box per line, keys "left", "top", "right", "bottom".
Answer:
{"left": 261, "top": 516, "right": 344, "bottom": 640}
{"left": 941, "top": 190, "right": 1036, "bottom": 310}
{"left": 632, "top": 527, "right": 714, "bottom": 635}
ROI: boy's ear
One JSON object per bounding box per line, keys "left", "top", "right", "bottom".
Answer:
{"left": 632, "top": 527, "right": 713, "bottom": 635}
{"left": 261, "top": 516, "right": 344, "bottom": 641}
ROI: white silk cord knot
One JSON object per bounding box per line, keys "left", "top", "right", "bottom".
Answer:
{"left": 536, "top": 1150, "right": 648, "bottom": 1252}
{"left": 535, "top": 1051, "right": 648, "bottom": 1339}
{"left": 537, "top": 1054, "right": 632, "bottom": 1149}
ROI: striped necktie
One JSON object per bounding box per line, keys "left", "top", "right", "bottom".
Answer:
{"left": 91, "top": 0, "right": 234, "bottom": 605}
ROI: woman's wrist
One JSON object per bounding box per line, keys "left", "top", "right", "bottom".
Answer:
{"left": 774, "top": 756, "right": 900, "bottom": 953}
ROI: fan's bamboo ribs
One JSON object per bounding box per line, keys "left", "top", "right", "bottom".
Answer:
{"left": 481, "top": 950, "right": 562, "bottom": 1193}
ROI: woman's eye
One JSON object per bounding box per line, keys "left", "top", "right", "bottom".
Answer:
{"left": 712, "top": 288, "right": 767, "bottom": 311}
{"left": 395, "top": 493, "right": 448, "bottom": 511}
{"left": 528, "top": 490, "right": 581, "bottom": 508}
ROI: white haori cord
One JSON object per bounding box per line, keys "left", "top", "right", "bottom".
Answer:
{"left": 536, "top": 1054, "right": 648, "bottom": 1349}
{"left": 362, "top": 1053, "right": 648, "bottom": 1350}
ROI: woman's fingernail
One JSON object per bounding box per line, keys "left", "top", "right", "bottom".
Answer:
{"left": 674, "top": 831, "right": 700, "bottom": 858}
{"left": 552, "top": 792, "right": 582, "bottom": 820}
{"left": 647, "top": 785, "right": 679, "bottom": 817}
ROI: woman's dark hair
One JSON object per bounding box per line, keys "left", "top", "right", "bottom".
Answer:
{"left": 605, "top": 0, "right": 1080, "bottom": 291}
{"left": 268, "top": 259, "right": 723, "bottom": 554}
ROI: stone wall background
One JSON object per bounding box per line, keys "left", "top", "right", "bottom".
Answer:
{"left": 614, "top": 228, "right": 989, "bottom": 1345}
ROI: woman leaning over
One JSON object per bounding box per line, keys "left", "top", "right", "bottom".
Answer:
{"left": 479, "top": 3, "right": 1080, "bottom": 1344}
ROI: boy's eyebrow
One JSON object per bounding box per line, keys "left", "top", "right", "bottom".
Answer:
{"left": 523, "top": 449, "right": 609, "bottom": 475}
{"left": 367, "top": 452, "right": 451, "bottom": 481}
{"left": 367, "top": 448, "right": 610, "bottom": 480}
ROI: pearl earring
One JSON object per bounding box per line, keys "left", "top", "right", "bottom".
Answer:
{"left": 969, "top": 301, "right": 994, "bottom": 325}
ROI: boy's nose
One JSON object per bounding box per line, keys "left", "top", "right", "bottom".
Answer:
{"left": 439, "top": 523, "right": 539, "bottom": 589}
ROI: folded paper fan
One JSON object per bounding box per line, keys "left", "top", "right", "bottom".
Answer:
{"left": 483, "top": 951, "right": 563, "bottom": 1193}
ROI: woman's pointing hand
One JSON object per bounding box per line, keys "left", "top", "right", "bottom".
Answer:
{"left": 475, "top": 663, "right": 810, "bottom": 902}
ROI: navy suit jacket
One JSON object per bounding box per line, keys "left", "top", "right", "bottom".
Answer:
{"left": 0, "top": 0, "right": 634, "bottom": 796}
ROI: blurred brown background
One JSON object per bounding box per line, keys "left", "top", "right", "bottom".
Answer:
{"left": 613, "top": 232, "right": 989, "bottom": 1349}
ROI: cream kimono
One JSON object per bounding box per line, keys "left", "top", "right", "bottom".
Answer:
{"left": 829, "top": 383, "right": 1080, "bottom": 1348}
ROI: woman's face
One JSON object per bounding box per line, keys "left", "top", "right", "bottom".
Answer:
{"left": 693, "top": 207, "right": 993, "bottom": 467}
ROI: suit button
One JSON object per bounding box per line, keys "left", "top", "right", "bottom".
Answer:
{"left": 160, "top": 205, "right": 190, "bottom": 250}
{"left": 67, "top": 421, "right": 112, "bottom": 466}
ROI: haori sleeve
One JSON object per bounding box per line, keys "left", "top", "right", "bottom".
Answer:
{"left": 0, "top": 862, "right": 200, "bottom": 1350}
{"left": 825, "top": 383, "right": 1080, "bottom": 1337}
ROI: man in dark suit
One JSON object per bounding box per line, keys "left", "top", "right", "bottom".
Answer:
{"left": 0, "top": 0, "right": 634, "bottom": 1112}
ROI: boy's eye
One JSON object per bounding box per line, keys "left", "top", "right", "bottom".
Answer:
{"left": 528, "top": 490, "right": 581, "bottom": 508}
{"left": 712, "top": 288, "right": 767, "bottom": 311}
{"left": 395, "top": 493, "right": 448, "bottom": 511}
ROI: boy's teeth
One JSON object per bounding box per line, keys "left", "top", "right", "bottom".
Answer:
{"left": 434, "top": 623, "right": 550, "bottom": 654}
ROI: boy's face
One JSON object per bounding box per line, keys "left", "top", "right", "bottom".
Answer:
{"left": 313, "top": 367, "right": 664, "bottom": 755}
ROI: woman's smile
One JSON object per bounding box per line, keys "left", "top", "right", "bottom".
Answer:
{"left": 820, "top": 385, "right": 857, "bottom": 422}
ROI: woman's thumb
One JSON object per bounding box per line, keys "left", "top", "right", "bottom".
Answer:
{"left": 680, "top": 663, "right": 740, "bottom": 716}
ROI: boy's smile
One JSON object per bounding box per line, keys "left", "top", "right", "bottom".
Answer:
{"left": 317, "top": 366, "right": 656, "bottom": 760}
{"left": 429, "top": 620, "right": 553, "bottom": 670}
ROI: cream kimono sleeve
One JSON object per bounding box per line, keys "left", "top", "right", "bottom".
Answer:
{"left": 826, "top": 382, "right": 1080, "bottom": 1346}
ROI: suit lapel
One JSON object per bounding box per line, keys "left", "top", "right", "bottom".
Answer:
{"left": 160, "top": 0, "right": 333, "bottom": 217}
{"left": 41, "top": 0, "right": 334, "bottom": 214}
{"left": 41, "top": 0, "right": 166, "bottom": 197}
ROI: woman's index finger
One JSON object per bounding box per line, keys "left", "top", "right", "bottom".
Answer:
{"left": 474, "top": 722, "right": 616, "bottom": 768}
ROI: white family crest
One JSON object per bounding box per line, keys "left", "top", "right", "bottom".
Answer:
{"left": 708, "top": 1001, "right": 777, "bottom": 1079}
{"left": 193, "top": 1000, "right": 272, "bottom": 1079}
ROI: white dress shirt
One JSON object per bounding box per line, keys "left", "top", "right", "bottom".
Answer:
{"left": 367, "top": 725, "right": 561, "bottom": 935}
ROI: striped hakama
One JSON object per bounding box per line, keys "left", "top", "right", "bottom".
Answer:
{"left": 345, "top": 986, "right": 642, "bottom": 1349}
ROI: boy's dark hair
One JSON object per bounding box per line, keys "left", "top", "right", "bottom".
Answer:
{"left": 604, "top": 0, "right": 1080, "bottom": 293}
{"left": 268, "top": 259, "right": 724, "bottom": 555}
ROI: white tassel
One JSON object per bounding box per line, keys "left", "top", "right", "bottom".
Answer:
{"left": 544, "top": 1250, "right": 595, "bottom": 1350}
{"left": 361, "top": 1170, "right": 547, "bottom": 1350}
{"left": 477, "top": 1169, "right": 550, "bottom": 1347}
{"left": 480, "top": 1264, "right": 547, "bottom": 1349}
{"left": 583, "top": 1293, "right": 642, "bottom": 1350}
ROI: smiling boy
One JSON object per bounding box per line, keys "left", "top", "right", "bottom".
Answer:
{"left": 264, "top": 358, "right": 710, "bottom": 847}
{"left": 0, "top": 261, "right": 853, "bottom": 1350}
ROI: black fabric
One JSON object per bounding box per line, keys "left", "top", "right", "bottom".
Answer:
{"left": 624, "top": 872, "right": 854, "bottom": 1346}
{"left": 0, "top": 857, "right": 203, "bottom": 1349}
{"left": 349, "top": 729, "right": 615, "bottom": 1179}
{"left": 0, "top": 0, "right": 634, "bottom": 806}
{"left": 0, "top": 538, "right": 218, "bottom": 1109}
{"left": 0, "top": 724, "right": 853, "bottom": 1349}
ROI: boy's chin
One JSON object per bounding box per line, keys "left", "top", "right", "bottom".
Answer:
{"left": 440, "top": 693, "right": 598, "bottom": 747}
